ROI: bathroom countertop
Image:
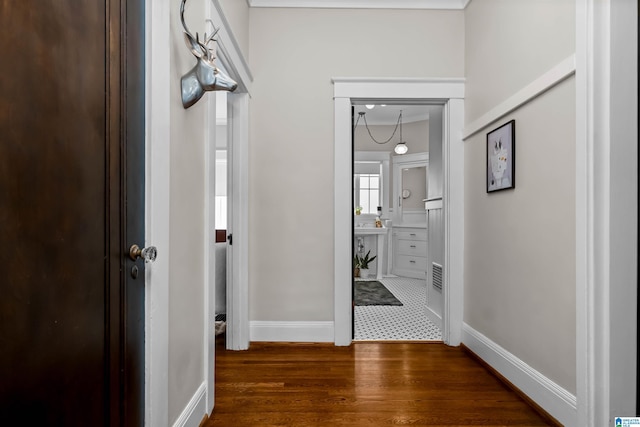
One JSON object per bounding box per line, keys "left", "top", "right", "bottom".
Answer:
{"left": 392, "top": 223, "right": 427, "bottom": 229}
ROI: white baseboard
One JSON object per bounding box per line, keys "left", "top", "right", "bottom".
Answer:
{"left": 250, "top": 321, "right": 335, "bottom": 342}
{"left": 171, "top": 382, "right": 207, "bottom": 427}
{"left": 424, "top": 306, "right": 442, "bottom": 330}
{"left": 462, "top": 323, "right": 577, "bottom": 426}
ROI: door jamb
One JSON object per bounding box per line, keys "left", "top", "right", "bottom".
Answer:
{"left": 224, "top": 92, "right": 251, "bottom": 351}
{"left": 145, "top": 0, "right": 170, "bottom": 425}
{"left": 332, "top": 78, "right": 465, "bottom": 346}
{"left": 209, "top": 0, "right": 252, "bottom": 352}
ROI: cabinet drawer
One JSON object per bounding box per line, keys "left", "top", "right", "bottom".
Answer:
{"left": 397, "top": 239, "right": 427, "bottom": 256}
{"left": 395, "top": 254, "right": 427, "bottom": 271}
{"left": 395, "top": 229, "right": 426, "bottom": 241}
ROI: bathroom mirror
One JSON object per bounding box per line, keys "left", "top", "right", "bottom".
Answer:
{"left": 392, "top": 152, "right": 428, "bottom": 224}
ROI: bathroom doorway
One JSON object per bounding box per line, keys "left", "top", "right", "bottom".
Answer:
{"left": 212, "top": 90, "right": 251, "bottom": 351}
{"left": 333, "top": 78, "right": 465, "bottom": 347}
{"left": 352, "top": 103, "right": 443, "bottom": 341}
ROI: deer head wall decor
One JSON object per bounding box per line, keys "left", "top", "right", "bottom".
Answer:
{"left": 180, "top": 0, "right": 238, "bottom": 109}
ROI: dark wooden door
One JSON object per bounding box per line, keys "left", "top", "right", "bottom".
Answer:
{"left": 0, "top": 1, "right": 145, "bottom": 425}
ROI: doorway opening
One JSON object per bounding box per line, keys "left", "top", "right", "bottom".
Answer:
{"left": 352, "top": 102, "right": 443, "bottom": 341}
{"left": 214, "top": 91, "right": 229, "bottom": 341}
{"left": 209, "top": 88, "right": 250, "bottom": 352}
{"left": 332, "top": 78, "right": 465, "bottom": 347}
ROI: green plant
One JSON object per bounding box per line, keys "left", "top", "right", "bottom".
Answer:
{"left": 355, "top": 206, "right": 362, "bottom": 215}
{"left": 354, "top": 250, "right": 377, "bottom": 269}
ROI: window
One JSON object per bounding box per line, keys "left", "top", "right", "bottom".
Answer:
{"left": 215, "top": 150, "right": 227, "bottom": 229}
{"left": 354, "top": 173, "right": 380, "bottom": 214}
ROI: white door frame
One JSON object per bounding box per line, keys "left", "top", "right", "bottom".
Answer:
{"left": 332, "top": 78, "right": 465, "bottom": 346}
{"left": 224, "top": 92, "right": 251, "bottom": 351}
{"left": 145, "top": 0, "right": 170, "bottom": 424}
{"left": 207, "top": 0, "right": 252, "bottom": 353}
{"left": 575, "top": 0, "right": 638, "bottom": 424}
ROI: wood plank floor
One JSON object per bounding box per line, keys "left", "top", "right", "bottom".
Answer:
{"left": 205, "top": 337, "right": 553, "bottom": 426}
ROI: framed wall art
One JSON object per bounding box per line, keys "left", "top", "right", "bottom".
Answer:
{"left": 486, "top": 120, "right": 515, "bottom": 193}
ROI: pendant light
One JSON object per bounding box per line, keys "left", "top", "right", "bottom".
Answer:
{"left": 394, "top": 110, "right": 408, "bottom": 154}
{"left": 354, "top": 109, "right": 408, "bottom": 155}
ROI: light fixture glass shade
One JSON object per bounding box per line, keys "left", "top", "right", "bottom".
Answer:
{"left": 365, "top": 104, "right": 375, "bottom": 109}
{"left": 394, "top": 142, "right": 408, "bottom": 154}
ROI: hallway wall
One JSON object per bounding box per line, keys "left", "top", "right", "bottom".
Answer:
{"left": 168, "top": 0, "right": 207, "bottom": 423}
{"left": 463, "top": 0, "right": 576, "bottom": 398}
{"left": 218, "top": 0, "right": 250, "bottom": 61}
{"left": 247, "top": 8, "right": 464, "bottom": 323}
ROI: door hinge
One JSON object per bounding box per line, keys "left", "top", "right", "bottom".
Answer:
{"left": 227, "top": 233, "right": 233, "bottom": 245}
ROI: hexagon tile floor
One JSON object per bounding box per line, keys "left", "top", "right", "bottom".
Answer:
{"left": 354, "top": 277, "right": 442, "bottom": 341}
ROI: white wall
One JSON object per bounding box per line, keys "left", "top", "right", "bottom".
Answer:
{"left": 248, "top": 7, "right": 464, "bottom": 322}
{"left": 464, "top": 0, "right": 576, "bottom": 398}
{"left": 217, "top": 0, "right": 250, "bottom": 60}
{"left": 168, "top": 0, "right": 207, "bottom": 423}
{"left": 465, "top": 0, "right": 575, "bottom": 123}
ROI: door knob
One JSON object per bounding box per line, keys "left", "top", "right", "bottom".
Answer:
{"left": 129, "top": 244, "right": 158, "bottom": 263}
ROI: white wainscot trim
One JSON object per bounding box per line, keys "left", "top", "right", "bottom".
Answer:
{"left": 463, "top": 55, "right": 576, "bottom": 140}
{"left": 171, "top": 382, "right": 207, "bottom": 427}
{"left": 248, "top": 0, "right": 471, "bottom": 10}
{"left": 424, "top": 306, "right": 442, "bottom": 330}
{"left": 250, "top": 321, "right": 335, "bottom": 342}
{"left": 462, "top": 324, "right": 577, "bottom": 426}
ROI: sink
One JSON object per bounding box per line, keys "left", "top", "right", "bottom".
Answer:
{"left": 354, "top": 225, "right": 388, "bottom": 235}
{"left": 353, "top": 225, "right": 389, "bottom": 279}
{"left": 355, "top": 223, "right": 377, "bottom": 228}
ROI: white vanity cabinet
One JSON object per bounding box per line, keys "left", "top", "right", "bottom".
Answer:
{"left": 392, "top": 227, "right": 427, "bottom": 279}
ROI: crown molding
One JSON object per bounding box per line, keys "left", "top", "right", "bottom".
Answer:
{"left": 248, "top": 0, "right": 471, "bottom": 10}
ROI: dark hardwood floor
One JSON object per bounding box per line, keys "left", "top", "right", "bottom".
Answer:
{"left": 205, "top": 336, "right": 554, "bottom": 426}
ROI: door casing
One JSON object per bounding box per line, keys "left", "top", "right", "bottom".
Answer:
{"left": 333, "top": 78, "right": 465, "bottom": 346}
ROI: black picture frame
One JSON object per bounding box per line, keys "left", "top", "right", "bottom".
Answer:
{"left": 486, "top": 120, "right": 515, "bottom": 193}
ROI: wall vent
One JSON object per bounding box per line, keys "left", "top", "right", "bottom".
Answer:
{"left": 432, "top": 262, "right": 443, "bottom": 291}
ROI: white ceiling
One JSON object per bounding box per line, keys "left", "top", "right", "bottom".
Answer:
{"left": 247, "top": 0, "right": 471, "bottom": 10}
{"left": 353, "top": 104, "right": 441, "bottom": 126}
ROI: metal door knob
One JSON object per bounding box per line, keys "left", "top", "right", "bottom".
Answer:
{"left": 129, "top": 244, "right": 158, "bottom": 263}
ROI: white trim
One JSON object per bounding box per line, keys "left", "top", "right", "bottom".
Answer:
{"left": 226, "top": 93, "right": 251, "bottom": 351}
{"left": 462, "top": 324, "right": 577, "bottom": 426}
{"left": 463, "top": 55, "right": 576, "bottom": 140}
{"left": 248, "top": 0, "right": 469, "bottom": 9}
{"left": 250, "top": 321, "right": 335, "bottom": 342}
{"left": 171, "top": 382, "right": 207, "bottom": 427}
{"left": 334, "top": 96, "right": 353, "bottom": 346}
{"left": 145, "top": 0, "right": 170, "bottom": 425}
{"left": 441, "top": 98, "right": 464, "bottom": 346}
{"left": 576, "top": 0, "right": 638, "bottom": 424}
{"left": 425, "top": 199, "right": 443, "bottom": 210}
{"left": 211, "top": 0, "right": 254, "bottom": 95}
{"left": 333, "top": 77, "right": 465, "bottom": 99}
{"left": 203, "top": 86, "right": 217, "bottom": 412}
{"left": 575, "top": 3, "right": 595, "bottom": 426}
{"left": 424, "top": 306, "right": 442, "bottom": 330}
{"left": 333, "top": 78, "right": 465, "bottom": 347}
